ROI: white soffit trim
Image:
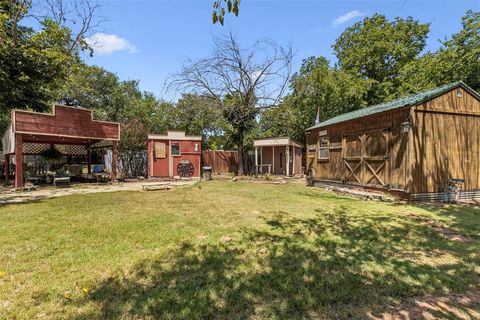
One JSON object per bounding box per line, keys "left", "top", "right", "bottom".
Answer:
{"left": 148, "top": 131, "right": 202, "bottom": 141}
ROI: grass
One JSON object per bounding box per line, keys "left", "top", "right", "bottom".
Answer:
{"left": 0, "top": 180, "right": 479, "bottom": 319}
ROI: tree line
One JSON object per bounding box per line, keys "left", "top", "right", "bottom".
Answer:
{"left": 1, "top": 1, "right": 478, "bottom": 173}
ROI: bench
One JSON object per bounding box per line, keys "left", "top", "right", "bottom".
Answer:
{"left": 53, "top": 176, "right": 71, "bottom": 187}
{"left": 142, "top": 183, "right": 171, "bottom": 191}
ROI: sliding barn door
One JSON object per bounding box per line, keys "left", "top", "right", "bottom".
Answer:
{"left": 343, "top": 130, "right": 390, "bottom": 188}
{"left": 343, "top": 134, "right": 363, "bottom": 185}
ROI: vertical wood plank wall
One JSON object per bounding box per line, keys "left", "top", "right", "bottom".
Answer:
{"left": 307, "top": 108, "right": 410, "bottom": 191}
{"left": 201, "top": 150, "right": 238, "bottom": 174}
{"left": 410, "top": 88, "right": 480, "bottom": 193}
{"left": 307, "top": 87, "right": 480, "bottom": 195}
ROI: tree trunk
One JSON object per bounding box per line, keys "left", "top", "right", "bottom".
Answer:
{"left": 237, "top": 128, "right": 244, "bottom": 176}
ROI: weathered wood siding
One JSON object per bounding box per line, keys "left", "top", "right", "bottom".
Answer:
{"left": 307, "top": 107, "right": 410, "bottom": 191}
{"left": 307, "top": 86, "right": 480, "bottom": 195}
{"left": 14, "top": 105, "right": 120, "bottom": 141}
{"left": 410, "top": 88, "right": 480, "bottom": 193}
{"left": 201, "top": 150, "right": 238, "bottom": 174}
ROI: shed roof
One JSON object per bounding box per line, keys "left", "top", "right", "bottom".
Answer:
{"left": 148, "top": 131, "right": 202, "bottom": 141}
{"left": 306, "top": 81, "right": 479, "bottom": 131}
{"left": 253, "top": 137, "right": 303, "bottom": 148}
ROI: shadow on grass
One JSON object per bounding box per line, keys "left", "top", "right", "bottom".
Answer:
{"left": 73, "top": 206, "right": 480, "bottom": 319}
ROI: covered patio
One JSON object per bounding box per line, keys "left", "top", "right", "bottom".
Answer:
{"left": 2, "top": 105, "right": 121, "bottom": 188}
{"left": 253, "top": 137, "right": 303, "bottom": 176}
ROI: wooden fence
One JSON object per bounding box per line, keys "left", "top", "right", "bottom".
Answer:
{"left": 202, "top": 150, "right": 238, "bottom": 174}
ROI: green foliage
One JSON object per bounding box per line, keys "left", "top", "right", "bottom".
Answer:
{"left": 172, "top": 94, "right": 232, "bottom": 149}
{"left": 40, "top": 146, "right": 65, "bottom": 161}
{"left": 0, "top": 1, "right": 82, "bottom": 139}
{"left": 56, "top": 64, "right": 143, "bottom": 122}
{"left": 398, "top": 10, "right": 480, "bottom": 94}
{"left": 0, "top": 13, "right": 76, "bottom": 113}
{"left": 212, "top": 0, "right": 239, "bottom": 25}
{"left": 118, "top": 119, "right": 148, "bottom": 152}
{"left": 263, "top": 10, "right": 479, "bottom": 143}
{"left": 261, "top": 57, "right": 371, "bottom": 142}
{"left": 333, "top": 14, "right": 430, "bottom": 104}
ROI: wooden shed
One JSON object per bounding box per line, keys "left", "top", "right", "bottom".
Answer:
{"left": 147, "top": 131, "right": 202, "bottom": 179}
{"left": 253, "top": 137, "right": 303, "bottom": 176}
{"left": 305, "top": 81, "right": 480, "bottom": 201}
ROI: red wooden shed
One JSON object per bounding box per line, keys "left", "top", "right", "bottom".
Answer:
{"left": 2, "top": 105, "right": 120, "bottom": 188}
{"left": 148, "top": 131, "right": 202, "bottom": 179}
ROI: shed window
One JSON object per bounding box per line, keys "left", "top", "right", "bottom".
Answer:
{"left": 171, "top": 144, "right": 180, "bottom": 156}
{"left": 318, "top": 136, "right": 329, "bottom": 160}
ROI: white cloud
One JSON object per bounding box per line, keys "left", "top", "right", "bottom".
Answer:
{"left": 86, "top": 33, "right": 138, "bottom": 55}
{"left": 331, "top": 10, "right": 364, "bottom": 27}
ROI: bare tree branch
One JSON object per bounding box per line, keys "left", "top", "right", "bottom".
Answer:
{"left": 34, "top": 0, "right": 107, "bottom": 54}
{"left": 167, "top": 32, "right": 293, "bottom": 174}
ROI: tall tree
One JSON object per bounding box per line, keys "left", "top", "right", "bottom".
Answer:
{"left": 333, "top": 14, "right": 430, "bottom": 104}
{"left": 56, "top": 63, "right": 142, "bottom": 122}
{"left": 397, "top": 10, "right": 479, "bottom": 95}
{"left": 169, "top": 33, "right": 292, "bottom": 175}
{"left": 0, "top": 0, "right": 103, "bottom": 136}
{"left": 36, "top": 0, "right": 105, "bottom": 55}
{"left": 172, "top": 94, "right": 230, "bottom": 149}
{"left": 261, "top": 57, "right": 371, "bottom": 142}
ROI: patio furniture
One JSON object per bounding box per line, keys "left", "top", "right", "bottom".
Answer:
{"left": 2, "top": 105, "right": 120, "bottom": 189}
{"left": 68, "top": 164, "right": 83, "bottom": 180}
{"left": 53, "top": 167, "right": 71, "bottom": 187}
{"left": 93, "top": 172, "right": 111, "bottom": 183}
{"left": 53, "top": 176, "right": 70, "bottom": 186}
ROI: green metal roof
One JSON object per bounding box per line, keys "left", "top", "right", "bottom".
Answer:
{"left": 306, "top": 81, "right": 478, "bottom": 131}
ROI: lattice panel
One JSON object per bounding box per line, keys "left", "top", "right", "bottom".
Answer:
{"left": 22, "top": 143, "right": 87, "bottom": 155}
{"left": 22, "top": 143, "right": 50, "bottom": 154}
{"left": 55, "top": 144, "right": 87, "bottom": 155}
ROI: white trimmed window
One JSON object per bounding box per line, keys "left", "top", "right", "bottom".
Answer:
{"left": 318, "top": 136, "right": 329, "bottom": 160}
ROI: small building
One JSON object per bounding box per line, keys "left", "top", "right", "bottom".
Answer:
{"left": 253, "top": 137, "right": 303, "bottom": 176}
{"left": 147, "top": 131, "right": 202, "bottom": 179}
{"left": 2, "top": 105, "right": 121, "bottom": 188}
{"left": 305, "top": 81, "right": 480, "bottom": 201}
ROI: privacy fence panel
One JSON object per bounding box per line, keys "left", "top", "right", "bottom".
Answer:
{"left": 202, "top": 150, "right": 238, "bottom": 174}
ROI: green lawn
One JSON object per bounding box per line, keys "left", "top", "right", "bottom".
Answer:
{"left": 0, "top": 181, "right": 479, "bottom": 319}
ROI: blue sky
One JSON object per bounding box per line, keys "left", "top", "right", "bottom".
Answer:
{"left": 83, "top": 0, "right": 478, "bottom": 99}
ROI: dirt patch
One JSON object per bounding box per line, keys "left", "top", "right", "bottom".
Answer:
{"left": 432, "top": 226, "right": 473, "bottom": 243}
{"left": 0, "top": 180, "right": 198, "bottom": 205}
{"left": 367, "top": 289, "right": 480, "bottom": 320}
{"left": 399, "top": 212, "right": 473, "bottom": 243}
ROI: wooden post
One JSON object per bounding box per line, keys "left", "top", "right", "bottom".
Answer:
{"left": 87, "top": 146, "right": 92, "bottom": 175}
{"left": 292, "top": 146, "right": 297, "bottom": 176}
{"left": 272, "top": 146, "right": 275, "bottom": 174}
{"left": 260, "top": 146, "right": 263, "bottom": 174}
{"left": 285, "top": 145, "right": 290, "bottom": 176}
{"left": 14, "top": 133, "right": 23, "bottom": 189}
{"left": 360, "top": 133, "right": 367, "bottom": 185}
{"left": 342, "top": 135, "right": 346, "bottom": 182}
{"left": 111, "top": 141, "right": 117, "bottom": 182}
{"left": 4, "top": 154, "right": 10, "bottom": 184}
{"left": 255, "top": 147, "right": 258, "bottom": 177}
{"left": 147, "top": 140, "right": 152, "bottom": 178}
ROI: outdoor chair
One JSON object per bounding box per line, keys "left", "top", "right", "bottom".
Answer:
{"left": 68, "top": 164, "right": 83, "bottom": 180}
{"left": 53, "top": 167, "right": 71, "bottom": 187}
